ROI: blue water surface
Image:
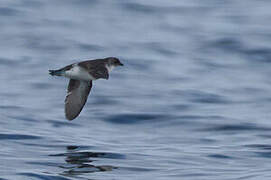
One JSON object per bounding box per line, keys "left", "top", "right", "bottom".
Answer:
{"left": 1, "top": 0, "right": 271, "bottom": 179}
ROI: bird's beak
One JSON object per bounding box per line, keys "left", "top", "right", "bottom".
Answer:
{"left": 119, "top": 62, "right": 124, "bottom": 66}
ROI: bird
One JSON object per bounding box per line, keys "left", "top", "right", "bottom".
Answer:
{"left": 49, "top": 57, "right": 123, "bottom": 120}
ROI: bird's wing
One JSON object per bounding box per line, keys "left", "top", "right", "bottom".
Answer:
{"left": 65, "top": 79, "right": 92, "bottom": 120}
{"left": 79, "top": 60, "right": 109, "bottom": 80}
{"left": 91, "top": 65, "right": 109, "bottom": 80}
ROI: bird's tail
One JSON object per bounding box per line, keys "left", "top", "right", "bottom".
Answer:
{"left": 49, "top": 69, "right": 64, "bottom": 76}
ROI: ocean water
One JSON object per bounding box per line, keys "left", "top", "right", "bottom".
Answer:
{"left": 1, "top": 0, "right": 271, "bottom": 179}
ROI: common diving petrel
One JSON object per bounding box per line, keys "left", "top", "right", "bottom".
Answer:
{"left": 49, "top": 57, "right": 123, "bottom": 120}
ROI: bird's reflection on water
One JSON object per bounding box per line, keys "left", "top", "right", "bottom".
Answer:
{"left": 50, "top": 146, "right": 121, "bottom": 175}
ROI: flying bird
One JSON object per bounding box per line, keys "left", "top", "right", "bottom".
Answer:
{"left": 49, "top": 57, "right": 123, "bottom": 120}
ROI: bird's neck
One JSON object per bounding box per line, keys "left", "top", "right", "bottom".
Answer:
{"left": 105, "top": 64, "right": 115, "bottom": 72}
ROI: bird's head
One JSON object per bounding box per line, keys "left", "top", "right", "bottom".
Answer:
{"left": 106, "top": 57, "right": 124, "bottom": 67}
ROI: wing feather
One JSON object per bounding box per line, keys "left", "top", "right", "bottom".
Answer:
{"left": 65, "top": 79, "right": 92, "bottom": 120}
{"left": 79, "top": 60, "right": 109, "bottom": 80}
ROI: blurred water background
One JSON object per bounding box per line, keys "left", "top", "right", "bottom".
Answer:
{"left": 1, "top": 0, "right": 271, "bottom": 179}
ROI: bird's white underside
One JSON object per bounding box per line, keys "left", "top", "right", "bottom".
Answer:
{"left": 64, "top": 64, "right": 95, "bottom": 81}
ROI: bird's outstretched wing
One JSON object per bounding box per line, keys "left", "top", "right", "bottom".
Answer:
{"left": 65, "top": 79, "right": 92, "bottom": 120}
{"left": 79, "top": 60, "right": 109, "bottom": 80}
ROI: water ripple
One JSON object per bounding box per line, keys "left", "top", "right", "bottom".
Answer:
{"left": 0, "top": 133, "right": 41, "bottom": 140}
{"left": 244, "top": 144, "right": 271, "bottom": 159}
{"left": 202, "top": 124, "right": 271, "bottom": 132}
{"left": 50, "top": 146, "right": 122, "bottom": 175}
{"left": 207, "top": 38, "right": 242, "bottom": 53}
{"left": 66, "top": 0, "right": 99, "bottom": 6}
{"left": 46, "top": 120, "right": 80, "bottom": 128}
{"left": 121, "top": 2, "right": 158, "bottom": 14}
{"left": 22, "top": 35, "right": 68, "bottom": 53}
{"left": 245, "top": 144, "right": 271, "bottom": 150}
{"left": 50, "top": 151, "right": 125, "bottom": 160}
{"left": 0, "top": 7, "right": 21, "bottom": 17}
{"left": 205, "top": 38, "right": 271, "bottom": 64}
{"left": 77, "top": 43, "right": 104, "bottom": 52}
{"left": 173, "top": 90, "right": 231, "bottom": 104}
{"left": 18, "top": 173, "right": 70, "bottom": 180}
{"left": 104, "top": 113, "right": 166, "bottom": 124}
{"left": 144, "top": 42, "right": 179, "bottom": 56}
{"left": 243, "top": 48, "right": 271, "bottom": 63}
{"left": 0, "top": 105, "right": 22, "bottom": 110}
{"left": 208, "top": 154, "right": 232, "bottom": 159}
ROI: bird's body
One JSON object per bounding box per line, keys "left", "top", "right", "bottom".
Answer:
{"left": 64, "top": 64, "right": 96, "bottom": 81}
{"left": 49, "top": 57, "right": 123, "bottom": 120}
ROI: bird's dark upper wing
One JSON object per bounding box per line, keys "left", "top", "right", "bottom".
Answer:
{"left": 78, "top": 60, "right": 109, "bottom": 80}
{"left": 91, "top": 65, "right": 109, "bottom": 79}
{"left": 65, "top": 79, "right": 92, "bottom": 120}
